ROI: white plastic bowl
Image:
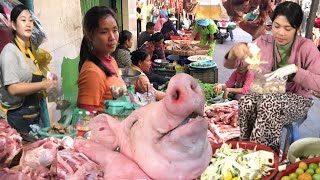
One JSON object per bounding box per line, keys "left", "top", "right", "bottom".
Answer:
{"left": 288, "top": 137, "right": 320, "bottom": 163}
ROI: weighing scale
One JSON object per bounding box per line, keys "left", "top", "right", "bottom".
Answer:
{"left": 104, "top": 68, "right": 141, "bottom": 118}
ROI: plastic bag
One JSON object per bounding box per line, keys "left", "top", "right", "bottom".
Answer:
{"left": 195, "top": 0, "right": 222, "bottom": 20}
{"left": 250, "top": 74, "right": 287, "bottom": 94}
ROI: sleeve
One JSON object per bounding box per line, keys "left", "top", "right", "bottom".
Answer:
{"left": 1, "top": 44, "right": 22, "bottom": 86}
{"left": 77, "top": 67, "right": 104, "bottom": 106}
{"left": 292, "top": 40, "right": 320, "bottom": 92}
{"left": 225, "top": 70, "right": 237, "bottom": 88}
{"left": 241, "top": 70, "right": 254, "bottom": 94}
{"left": 193, "top": 24, "right": 199, "bottom": 33}
{"left": 144, "top": 42, "right": 154, "bottom": 55}
{"left": 208, "top": 21, "right": 218, "bottom": 34}
{"left": 115, "top": 49, "right": 132, "bottom": 67}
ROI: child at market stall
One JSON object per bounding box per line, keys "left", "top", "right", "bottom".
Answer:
{"left": 214, "top": 63, "right": 254, "bottom": 100}
{"left": 223, "top": 1, "right": 320, "bottom": 153}
{"left": 77, "top": 6, "right": 126, "bottom": 112}
{"left": 130, "top": 50, "right": 165, "bottom": 101}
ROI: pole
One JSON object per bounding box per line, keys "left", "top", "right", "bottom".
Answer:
{"left": 305, "top": 0, "right": 319, "bottom": 39}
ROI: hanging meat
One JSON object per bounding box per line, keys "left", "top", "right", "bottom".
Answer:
{"left": 224, "top": 0, "right": 272, "bottom": 39}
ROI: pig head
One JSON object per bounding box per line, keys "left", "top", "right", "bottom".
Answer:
{"left": 120, "top": 74, "right": 211, "bottom": 179}
{"left": 89, "top": 74, "right": 212, "bottom": 179}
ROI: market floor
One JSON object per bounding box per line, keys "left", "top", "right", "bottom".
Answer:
{"left": 212, "top": 27, "right": 320, "bottom": 140}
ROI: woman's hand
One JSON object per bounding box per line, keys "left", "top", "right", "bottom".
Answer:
{"left": 311, "top": 90, "right": 320, "bottom": 98}
{"left": 214, "top": 84, "right": 223, "bottom": 95}
{"left": 42, "top": 78, "right": 57, "bottom": 91}
{"left": 223, "top": 88, "right": 230, "bottom": 99}
{"left": 228, "top": 43, "right": 252, "bottom": 60}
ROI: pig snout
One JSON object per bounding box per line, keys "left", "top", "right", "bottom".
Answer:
{"left": 164, "top": 74, "right": 205, "bottom": 117}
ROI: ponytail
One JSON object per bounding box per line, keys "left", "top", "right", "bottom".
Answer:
{"left": 79, "top": 37, "right": 113, "bottom": 77}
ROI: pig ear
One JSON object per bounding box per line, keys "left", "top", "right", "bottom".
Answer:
{"left": 88, "top": 114, "right": 121, "bottom": 150}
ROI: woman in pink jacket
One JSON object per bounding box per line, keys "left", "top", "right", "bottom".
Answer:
{"left": 223, "top": 1, "right": 320, "bottom": 153}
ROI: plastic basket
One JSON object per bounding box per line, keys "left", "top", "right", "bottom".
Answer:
{"left": 188, "top": 66, "right": 218, "bottom": 84}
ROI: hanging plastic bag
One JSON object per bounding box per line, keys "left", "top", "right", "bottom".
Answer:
{"left": 195, "top": 0, "right": 222, "bottom": 20}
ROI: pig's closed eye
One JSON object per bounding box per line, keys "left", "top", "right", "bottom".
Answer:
{"left": 130, "top": 120, "right": 138, "bottom": 129}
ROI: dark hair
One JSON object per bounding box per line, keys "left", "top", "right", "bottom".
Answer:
{"left": 131, "top": 50, "right": 149, "bottom": 66}
{"left": 10, "top": 4, "right": 30, "bottom": 23}
{"left": 150, "top": 32, "right": 164, "bottom": 42}
{"left": 118, "top": 30, "right": 132, "bottom": 45}
{"left": 146, "top": 22, "right": 155, "bottom": 29}
{"left": 10, "top": 4, "right": 30, "bottom": 35}
{"left": 79, "top": 6, "right": 118, "bottom": 77}
{"left": 271, "top": 1, "right": 303, "bottom": 29}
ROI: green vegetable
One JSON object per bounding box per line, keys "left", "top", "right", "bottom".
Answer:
{"left": 197, "top": 80, "right": 216, "bottom": 102}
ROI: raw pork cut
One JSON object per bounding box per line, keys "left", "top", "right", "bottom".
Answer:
{"left": 19, "top": 137, "right": 103, "bottom": 180}
{"left": 19, "top": 137, "right": 60, "bottom": 179}
{"left": 0, "top": 120, "right": 22, "bottom": 167}
{"left": 55, "top": 148, "right": 103, "bottom": 179}
{"left": 0, "top": 168, "right": 30, "bottom": 180}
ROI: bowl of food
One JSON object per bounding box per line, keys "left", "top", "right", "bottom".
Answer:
{"left": 288, "top": 138, "right": 320, "bottom": 163}
{"left": 154, "top": 59, "right": 170, "bottom": 67}
{"left": 187, "top": 55, "right": 212, "bottom": 62}
{"left": 118, "top": 67, "right": 141, "bottom": 84}
{"left": 38, "top": 122, "right": 78, "bottom": 139}
{"left": 275, "top": 157, "right": 320, "bottom": 180}
{"left": 200, "top": 141, "right": 279, "bottom": 180}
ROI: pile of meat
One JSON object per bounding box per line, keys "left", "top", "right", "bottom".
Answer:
{"left": 204, "top": 101, "right": 240, "bottom": 143}
{"left": 0, "top": 120, "right": 22, "bottom": 168}
{"left": 167, "top": 40, "right": 208, "bottom": 51}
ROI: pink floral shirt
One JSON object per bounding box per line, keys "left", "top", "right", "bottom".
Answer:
{"left": 225, "top": 70, "right": 254, "bottom": 94}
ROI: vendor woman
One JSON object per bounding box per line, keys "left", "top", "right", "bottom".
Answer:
{"left": 223, "top": 1, "right": 320, "bottom": 153}
{"left": 189, "top": 19, "right": 218, "bottom": 56}
{"left": 0, "top": 4, "right": 56, "bottom": 134}
{"left": 77, "top": 6, "right": 126, "bottom": 112}
{"left": 131, "top": 50, "right": 165, "bottom": 101}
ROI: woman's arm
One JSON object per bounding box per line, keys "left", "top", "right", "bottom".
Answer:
{"left": 7, "top": 79, "right": 55, "bottom": 96}
{"left": 293, "top": 40, "right": 320, "bottom": 91}
{"left": 223, "top": 43, "right": 251, "bottom": 69}
{"left": 240, "top": 70, "right": 254, "bottom": 94}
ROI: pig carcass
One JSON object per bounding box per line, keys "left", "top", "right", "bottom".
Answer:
{"left": 84, "top": 73, "right": 212, "bottom": 180}
{"left": 224, "top": 0, "right": 272, "bottom": 38}
{"left": 0, "top": 120, "right": 22, "bottom": 168}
